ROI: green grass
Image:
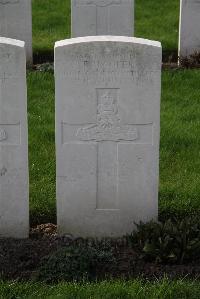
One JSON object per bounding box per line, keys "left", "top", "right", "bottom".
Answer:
{"left": 1, "top": 279, "right": 200, "bottom": 299}
{"left": 32, "top": 0, "right": 70, "bottom": 55}
{"left": 27, "top": 71, "right": 56, "bottom": 224}
{"left": 135, "top": 0, "right": 180, "bottom": 56}
{"left": 160, "top": 69, "right": 200, "bottom": 219}
{"left": 32, "top": 0, "right": 180, "bottom": 58}
{"left": 4, "top": 3, "right": 200, "bottom": 294}
{"left": 27, "top": 69, "right": 200, "bottom": 224}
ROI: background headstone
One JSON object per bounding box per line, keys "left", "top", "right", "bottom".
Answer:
{"left": 0, "top": 0, "right": 32, "bottom": 63}
{"left": 55, "top": 36, "right": 161, "bottom": 238}
{"left": 179, "top": 0, "right": 200, "bottom": 57}
{"left": 0, "top": 37, "right": 29, "bottom": 238}
{"left": 71, "top": 0, "right": 134, "bottom": 37}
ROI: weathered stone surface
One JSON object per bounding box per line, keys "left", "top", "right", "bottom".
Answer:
{"left": 0, "top": 37, "right": 29, "bottom": 238}
{"left": 179, "top": 0, "right": 200, "bottom": 57}
{"left": 55, "top": 36, "right": 161, "bottom": 238}
{"left": 71, "top": 0, "right": 134, "bottom": 37}
{"left": 0, "top": 0, "right": 32, "bottom": 63}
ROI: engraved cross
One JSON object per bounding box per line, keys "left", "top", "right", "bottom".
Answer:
{"left": 0, "top": 0, "right": 19, "bottom": 32}
{"left": 74, "top": 0, "right": 122, "bottom": 35}
{"left": 62, "top": 88, "right": 153, "bottom": 210}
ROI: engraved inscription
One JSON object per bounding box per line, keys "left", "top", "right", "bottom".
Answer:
{"left": 77, "top": 89, "right": 138, "bottom": 142}
{"left": 0, "top": 167, "right": 7, "bottom": 176}
{"left": 191, "top": 0, "right": 200, "bottom": 4}
{"left": 0, "top": 0, "right": 19, "bottom": 4}
{"left": 0, "top": 46, "right": 13, "bottom": 79}
{"left": 75, "top": 0, "right": 121, "bottom": 7}
{"left": 0, "top": 47, "right": 12, "bottom": 62}
{"left": 59, "top": 51, "right": 160, "bottom": 83}
{"left": 187, "top": 0, "right": 200, "bottom": 10}
{"left": 0, "top": 124, "right": 20, "bottom": 145}
{"left": 0, "top": 128, "right": 7, "bottom": 141}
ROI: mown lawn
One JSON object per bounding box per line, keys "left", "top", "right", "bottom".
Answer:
{"left": 32, "top": 0, "right": 70, "bottom": 55}
{"left": 27, "top": 71, "right": 56, "bottom": 224}
{"left": 32, "top": 0, "right": 180, "bottom": 57}
{"left": 1, "top": 279, "right": 200, "bottom": 299}
{"left": 4, "top": 1, "right": 200, "bottom": 294}
{"left": 160, "top": 69, "right": 200, "bottom": 219}
{"left": 27, "top": 69, "right": 200, "bottom": 224}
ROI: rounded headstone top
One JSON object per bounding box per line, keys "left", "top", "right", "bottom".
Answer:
{"left": 0, "top": 37, "right": 25, "bottom": 48}
{"left": 55, "top": 36, "right": 161, "bottom": 49}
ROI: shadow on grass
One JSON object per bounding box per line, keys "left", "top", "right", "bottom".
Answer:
{"left": 162, "top": 49, "right": 178, "bottom": 63}
{"left": 33, "top": 50, "right": 54, "bottom": 65}
{"left": 33, "top": 48, "right": 179, "bottom": 65}
{"left": 30, "top": 208, "right": 57, "bottom": 227}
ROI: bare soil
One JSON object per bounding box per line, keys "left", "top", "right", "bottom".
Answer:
{"left": 0, "top": 224, "right": 200, "bottom": 282}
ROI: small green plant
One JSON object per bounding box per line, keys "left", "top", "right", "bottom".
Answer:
{"left": 128, "top": 217, "right": 200, "bottom": 264}
{"left": 36, "top": 240, "right": 116, "bottom": 282}
{"left": 36, "top": 63, "right": 54, "bottom": 73}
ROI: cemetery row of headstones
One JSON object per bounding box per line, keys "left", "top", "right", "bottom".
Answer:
{"left": 0, "top": 0, "right": 199, "bottom": 61}
{"left": 0, "top": 0, "right": 198, "bottom": 238}
{"left": 0, "top": 34, "right": 161, "bottom": 238}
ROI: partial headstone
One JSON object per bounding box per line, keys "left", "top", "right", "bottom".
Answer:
{"left": 55, "top": 36, "right": 161, "bottom": 238}
{"left": 0, "top": 0, "right": 32, "bottom": 63}
{"left": 71, "top": 0, "right": 134, "bottom": 37}
{"left": 179, "top": 0, "right": 200, "bottom": 57}
{"left": 0, "top": 37, "right": 29, "bottom": 238}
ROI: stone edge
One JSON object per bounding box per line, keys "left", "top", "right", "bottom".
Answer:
{"left": 55, "top": 36, "right": 161, "bottom": 49}
{"left": 0, "top": 37, "right": 25, "bottom": 48}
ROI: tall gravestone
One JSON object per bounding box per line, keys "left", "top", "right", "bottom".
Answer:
{"left": 0, "top": 0, "right": 32, "bottom": 63}
{"left": 55, "top": 36, "right": 161, "bottom": 238}
{"left": 71, "top": 0, "right": 134, "bottom": 37}
{"left": 179, "top": 0, "right": 200, "bottom": 57}
{"left": 0, "top": 37, "right": 29, "bottom": 238}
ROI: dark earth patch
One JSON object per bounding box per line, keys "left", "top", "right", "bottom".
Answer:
{"left": 0, "top": 224, "right": 200, "bottom": 282}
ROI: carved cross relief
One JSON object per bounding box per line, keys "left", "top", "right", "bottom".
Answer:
{"left": 62, "top": 88, "right": 153, "bottom": 210}
{"left": 0, "top": 0, "right": 19, "bottom": 33}
{"left": 74, "top": 0, "right": 122, "bottom": 34}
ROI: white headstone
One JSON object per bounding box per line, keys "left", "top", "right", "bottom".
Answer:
{"left": 0, "top": 37, "right": 29, "bottom": 238}
{"left": 71, "top": 0, "right": 134, "bottom": 37}
{"left": 0, "top": 0, "right": 32, "bottom": 63}
{"left": 179, "top": 0, "right": 200, "bottom": 57}
{"left": 55, "top": 36, "right": 161, "bottom": 238}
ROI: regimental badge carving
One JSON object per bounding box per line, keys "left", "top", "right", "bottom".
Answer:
{"left": 76, "top": 89, "right": 138, "bottom": 142}
{"left": 0, "top": 128, "right": 8, "bottom": 141}
{"left": 75, "top": 0, "right": 121, "bottom": 7}
{"left": 0, "top": 0, "right": 19, "bottom": 4}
